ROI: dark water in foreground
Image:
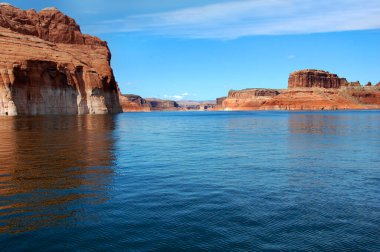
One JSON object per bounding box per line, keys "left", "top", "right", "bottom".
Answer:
{"left": 0, "top": 111, "right": 379, "bottom": 251}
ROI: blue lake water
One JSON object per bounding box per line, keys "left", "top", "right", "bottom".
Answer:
{"left": 0, "top": 111, "right": 380, "bottom": 251}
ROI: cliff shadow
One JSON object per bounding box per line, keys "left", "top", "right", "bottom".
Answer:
{"left": 10, "top": 60, "right": 80, "bottom": 115}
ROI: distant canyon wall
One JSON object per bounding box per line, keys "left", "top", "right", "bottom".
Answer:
{"left": 218, "top": 69, "right": 380, "bottom": 111}
{"left": 120, "top": 95, "right": 217, "bottom": 112}
{"left": 120, "top": 95, "right": 181, "bottom": 112}
{"left": 0, "top": 4, "right": 121, "bottom": 116}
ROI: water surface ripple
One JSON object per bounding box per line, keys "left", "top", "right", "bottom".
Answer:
{"left": 0, "top": 111, "right": 379, "bottom": 251}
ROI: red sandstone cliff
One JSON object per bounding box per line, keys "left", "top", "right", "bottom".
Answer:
{"left": 119, "top": 95, "right": 184, "bottom": 112}
{"left": 219, "top": 70, "right": 380, "bottom": 111}
{"left": 288, "top": 69, "right": 348, "bottom": 88}
{"left": 145, "top": 98, "right": 180, "bottom": 111}
{"left": 120, "top": 94, "right": 151, "bottom": 112}
{"left": 0, "top": 4, "right": 122, "bottom": 115}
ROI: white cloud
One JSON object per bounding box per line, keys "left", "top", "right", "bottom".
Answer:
{"left": 89, "top": 0, "right": 380, "bottom": 39}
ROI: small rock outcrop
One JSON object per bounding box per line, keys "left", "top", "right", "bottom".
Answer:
{"left": 176, "top": 100, "right": 216, "bottom": 111}
{"left": 228, "top": 89, "right": 280, "bottom": 99}
{"left": 145, "top": 99, "right": 179, "bottom": 111}
{"left": 349, "top": 81, "right": 362, "bottom": 87}
{"left": 0, "top": 4, "right": 121, "bottom": 115}
{"left": 120, "top": 94, "right": 150, "bottom": 112}
{"left": 288, "top": 69, "right": 348, "bottom": 89}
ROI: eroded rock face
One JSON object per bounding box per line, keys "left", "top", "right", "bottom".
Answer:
{"left": 228, "top": 89, "right": 280, "bottom": 99}
{"left": 349, "top": 81, "right": 362, "bottom": 87}
{"left": 120, "top": 94, "right": 151, "bottom": 112}
{"left": 0, "top": 4, "right": 121, "bottom": 116}
{"left": 119, "top": 95, "right": 186, "bottom": 112}
{"left": 216, "top": 97, "right": 227, "bottom": 106}
{"left": 220, "top": 88, "right": 380, "bottom": 111}
{"left": 0, "top": 4, "right": 105, "bottom": 45}
{"left": 348, "top": 88, "right": 380, "bottom": 105}
{"left": 218, "top": 70, "right": 380, "bottom": 111}
{"left": 146, "top": 99, "right": 179, "bottom": 111}
{"left": 288, "top": 69, "right": 348, "bottom": 89}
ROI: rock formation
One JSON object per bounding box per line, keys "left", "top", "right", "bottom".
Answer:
{"left": 120, "top": 95, "right": 192, "bottom": 112}
{"left": 120, "top": 94, "right": 150, "bottom": 112}
{"left": 228, "top": 89, "right": 280, "bottom": 99}
{"left": 218, "top": 69, "right": 380, "bottom": 111}
{"left": 176, "top": 100, "right": 216, "bottom": 110}
{"left": 216, "top": 97, "right": 227, "bottom": 106}
{"left": 288, "top": 69, "right": 348, "bottom": 89}
{"left": 349, "top": 81, "right": 362, "bottom": 87}
{"left": 145, "top": 98, "right": 179, "bottom": 111}
{"left": 0, "top": 4, "right": 122, "bottom": 115}
{"left": 222, "top": 89, "right": 282, "bottom": 110}
{"left": 348, "top": 88, "right": 380, "bottom": 105}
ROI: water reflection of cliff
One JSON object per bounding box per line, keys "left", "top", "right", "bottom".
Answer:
{"left": 0, "top": 115, "right": 116, "bottom": 234}
{"left": 286, "top": 112, "right": 380, "bottom": 190}
{"left": 287, "top": 114, "right": 341, "bottom": 135}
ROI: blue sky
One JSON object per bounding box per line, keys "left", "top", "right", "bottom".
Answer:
{"left": 5, "top": 0, "right": 380, "bottom": 100}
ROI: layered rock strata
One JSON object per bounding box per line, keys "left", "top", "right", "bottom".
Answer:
{"left": 120, "top": 96, "right": 186, "bottom": 112}
{"left": 176, "top": 100, "right": 216, "bottom": 110}
{"left": 216, "top": 97, "right": 227, "bottom": 106}
{"left": 288, "top": 69, "right": 348, "bottom": 89}
{"left": 0, "top": 4, "right": 122, "bottom": 115}
{"left": 120, "top": 94, "right": 151, "bottom": 112}
{"left": 145, "top": 99, "right": 179, "bottom": 111}
{"left": 219, "top": 70, "right": 380, "bottom": 111}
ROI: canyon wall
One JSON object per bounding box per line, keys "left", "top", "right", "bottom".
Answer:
{"left": 120, "top": 96, "right": 185, "bottom": 112}
{"left": 219, "top": 70, "right": 380, "bottom": 111}
{"left": 120, "top": 94, "right": 151, "bottom": 112}
{"left": 145, "top": 99, "right": 179, "bottom": 111}
{"left": 288, "top": 69, "right": 348, "bottom": 89}
{"left": 0, "top": 4, "right": 122, "bottom": 115}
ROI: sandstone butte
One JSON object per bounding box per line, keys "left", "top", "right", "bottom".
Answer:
{"left": 216, "top": 69, "right": 380, "bottom": 111}
{"left": 0, "top": 3, "right": 122, "bottom": 116}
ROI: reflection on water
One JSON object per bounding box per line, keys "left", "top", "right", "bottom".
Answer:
{"left": 0, "top": 115, "right": 116, "bottom": 234}
{"left": 288, "top": 112, "right": 380, "bottom": 135}
{"left": 0, "top": 111, "right": 379, "bottom": 251}
{"left": 286, "top": 112, "right": 380, "bottom": 201}
{"left": 288, "top": 114, "right": 339, "bottom": 134}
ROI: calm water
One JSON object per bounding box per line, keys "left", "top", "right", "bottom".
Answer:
{"left": 0, "top": 111, "right": 379, "bottom": 251}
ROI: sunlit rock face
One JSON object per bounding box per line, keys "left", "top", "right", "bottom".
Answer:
{"left": 0, "top": 4, "right": 122, "bottom": 116}
{"left": 218, "top": 70, "right": 380, "bottom": 111}
{"left": 145, "top": 99, "right": 180, "bottom": 111}
{"left": 119, "top": 94, "right": 151, "bottom": 112}
{"left": 288, "top": 69, "right": 349, "bottom": 89}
